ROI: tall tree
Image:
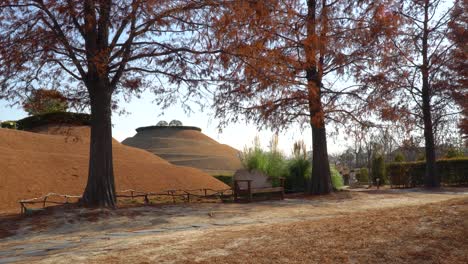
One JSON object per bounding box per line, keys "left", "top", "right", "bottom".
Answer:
{"left": 357, "top": 0, "right": 464, "bottom": 187}
{"left": 0, "top": 0, "right": 219, "bottom": 207}
{"left": 211, "top": 0, "right": 389, "bottom": 194}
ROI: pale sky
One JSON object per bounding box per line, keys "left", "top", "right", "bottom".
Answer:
{"left": 0, "top": 91, "right": 349, "bottom": 156}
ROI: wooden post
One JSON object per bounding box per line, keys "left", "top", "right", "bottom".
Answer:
{"left": 187, "top": 193, "right": 190, "bottom": 203}
{"left": 144, "top": 194, "right": 149, "bottom": 204}
{"left": 247, "top": 180, "right": 252, "bottom": 202}
{"left": 204, "top": 189, "right": 207, "bottom": 197}
{"left": 43, "top": 196, "right": 48, "bottom": 208}
{"left": 280, "top": 178, "right": 285, "bottom": 200}
{"left": 234, "top": 181, "right": 238, "bottom": 202}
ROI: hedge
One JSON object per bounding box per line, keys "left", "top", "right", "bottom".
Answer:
{"left": 16, "top": 112, "right": 91, "bottom": 130}
{"left": 387, "top": 157, "right": 468, "bottom": 187}
{"left": 1, "top": 120, "right": 18, "bottom": 129}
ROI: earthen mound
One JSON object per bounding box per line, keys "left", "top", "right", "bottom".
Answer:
{"left": 0, "top": 126, "right": 228, "bottom": 212}
{"left": 122, "top": 126, "right": 243, "bottom": 175}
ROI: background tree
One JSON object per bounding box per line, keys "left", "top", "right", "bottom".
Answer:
{"left": 357, "top": 0, "right": 464, "bottom": 187}
{"left": 0, "top": 0, "right": 219, "bottom": 207}
{"left": 156, "top": 120, "right": 168, "bottom": 126}
{"left": 394, "top": 152, "right": 405, "bottom": 162}
{"left": 448, "top": 0, "right": 467, "bottom": 137}
{"left": 169, "top": 120, "right": 183, "bottom": 126}
{"left": 23, "top": 89, "right": 68, "bottom": 116}
{"left": 371, "top": 154, "right": 386, "bottom": 185}
{"left": 445, "top": 147, "right": 464, "bottom": 159}
{"left": 212, "top": 0, "right": 390, "bottom": 194}
{"left": 357, "top": 167, "right": 369, "bottom": 183}
{"left": 337, "top": 148, "right": 355, "bottom": 170}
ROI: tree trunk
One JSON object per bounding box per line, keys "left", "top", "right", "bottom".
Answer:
{"left": 421, "top": 82, "right": 438, "bottom": 187}
{"left": 306, "top": 73, "right": 332, "bottom": 194}
{"left": 306, "top": 64, "right": 332, "bottom": 194}
{"left": 305, "top": 0, "right": 332, "bottom": 195}
{"left": 367, "top": 145, "right": 373, "bottom": 187}
{"left": 421, "top": 0, "right": 439, "bottom": 188}
{"left": 81, "top": 80, "right": 116, "bottom": 207}
{"left": 309, "top": 121, "right": 332, "bottom": 194}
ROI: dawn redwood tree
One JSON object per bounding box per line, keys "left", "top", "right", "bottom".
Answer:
{"left": 0, "top": 0, "right": 219, "bottom": 207}
{"left": 211, "top": 0, "right": 392, "bottom": 194}
{"left": 358, "top": 0, "right": 465, "bottom": 187}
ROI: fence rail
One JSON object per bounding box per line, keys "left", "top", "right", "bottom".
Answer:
{"left": 19, "top": 188, "right": 233, "bottom": 215}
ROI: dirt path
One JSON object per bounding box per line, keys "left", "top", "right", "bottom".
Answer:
{"left": 1, "top": 188, "right": 467, "bottom": 264}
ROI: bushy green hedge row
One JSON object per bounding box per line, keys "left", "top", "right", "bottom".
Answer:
{"left": 16, "top": 112, "right": 91, "bottom": 130}
{"left": 387, "top": 158, "right": 468, "bottom": 187}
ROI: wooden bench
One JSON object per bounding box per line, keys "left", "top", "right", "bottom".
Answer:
{"left": 232, "top": 169, "right": 285, "bottom": 202}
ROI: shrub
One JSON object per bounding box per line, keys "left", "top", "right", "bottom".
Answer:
{"left": 241, "top": 137, "right": 345, "bottom": 191}
{"left": 387, "top": 157, "right": 468, "bottom": 187}
{"left": 394, "top": 152, "right": 405, "bottom": 162}
{"left": 16, "top": 112, "right": 91, "bottom": 130}
{"left": 0, "top": 120, "right": 18, "bottom": 129}
{"left": 255, "top": 151, "right": 288, "bottom": 187}
{"left": 285, "top": 162, "right": 343, "bottom": 191}
{"left": 437, "top": 158, "right": 468, "bottom": 185}
{"left": 241, "top": 146, "right": 267, "bottom": 171}
{"left": 445, "top": 147, "right": 464, "bottom": 158}
{"left": 330, "top": 165, "right": 344, "bottom": 190}
{"left": 286, "top": 156, "right": 311, "bottom": 192}
{"left": 23, "top": 89, "right": 68, "bottom": 116}
{"left": 372, "top": 155, "right": 387, "bottom": 184}
{"left": 416, "top": 153, "right": 426, "bottom": 161}
{"left": 264, "top": 152, "right": 288, "bottom": 179}
{"left": 357, "top": 167, "right": 369, "bottom": 183}
{"left": 241, "top": 136, "right": 288, "bottom": 187}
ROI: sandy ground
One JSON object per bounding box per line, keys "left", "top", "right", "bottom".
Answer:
{"left": 0, "top": 188, "right": 467, "bottom": 264}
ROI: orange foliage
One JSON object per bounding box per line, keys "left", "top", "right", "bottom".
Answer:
{"left": 212, "top": 0, "right": 387, "bottom": 130}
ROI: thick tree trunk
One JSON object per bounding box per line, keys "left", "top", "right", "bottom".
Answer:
{"left": 305, "top": 0, "right": 332, "bottom": 195}
{"left": 309, "top": 120, "right": 332, "bottom": 194}
{"left": 421, "top": 83, "right": 439, "bottom": 187}
{"left": 81, "top": 80, "right": 116, "bottom": 207}
{"left": 421, "top": 0, "right": 439, "bottom": 188}
{"left": 306, "top": 69, "right": 332, "bottom": 194}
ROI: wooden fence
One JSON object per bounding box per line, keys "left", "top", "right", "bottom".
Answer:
{"left": 19, "top": 188, "right": 233, "bottom": 215}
